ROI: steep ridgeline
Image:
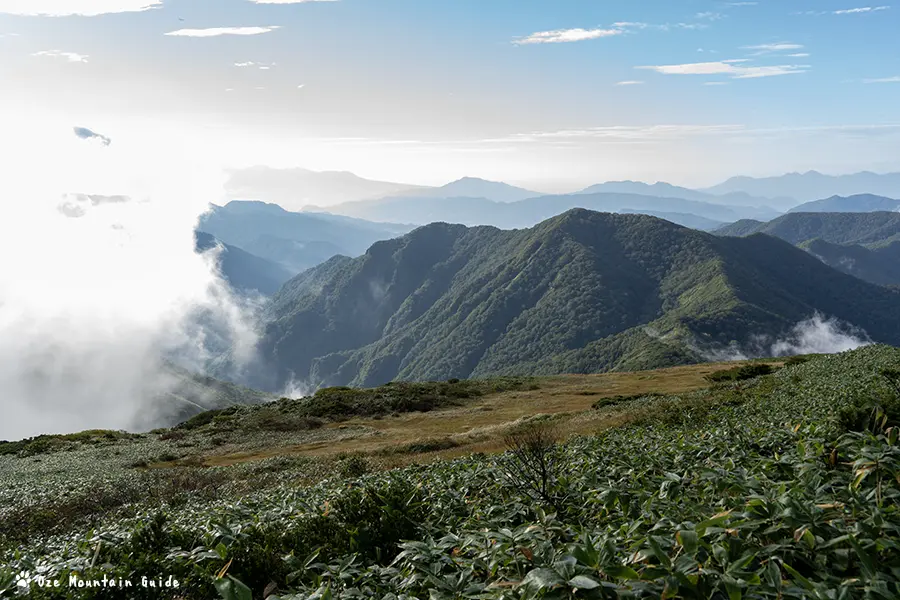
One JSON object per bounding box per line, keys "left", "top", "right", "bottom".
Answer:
{"left": 715, "top": 212, "right": 900, "bottom": 286}
{"left": 257, "top": 209, "right": 900, "bottom": 389}
{"left": 194, "top": 231, "right": 294, "bottom": 296}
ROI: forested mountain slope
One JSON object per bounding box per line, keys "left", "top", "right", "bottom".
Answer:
{"left": 255, "top": 209, "right": 900, "bottom": 389}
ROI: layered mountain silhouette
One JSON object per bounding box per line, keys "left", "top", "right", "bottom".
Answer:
{"left": 224, "top": 166, "right": 427, "bottom": 211}
{"left": 198, "top": 201, "right": 413, "bottom": 274}
{"left": 704, "top": 171, "right": 900, "bottom": 204}
{"left": 578, "top": 181, "right": 795, "bottom": 211}
{"left": 393, "top": 177, "right": 541, "bottom": 203}
{"left": 308, "top": 191, "right": 780, "bottom": 228}
{"left": 252, "top": 209, "right": 900, "bottom": 390}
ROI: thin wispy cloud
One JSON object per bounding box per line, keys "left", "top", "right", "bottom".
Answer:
{"left": 743, "top": 42, "right": 804, "bottom": 53}
{"left": 165, "top": 26, "right": 282, "bottom": 38}
{"left": 73, "top": 126, "right": 112, "bottom": 146}
{"left": 615, "top": 80, "right": 645, "bottom": 86}
{"left": 637, "top": 60, "right": 809, "bottom": 79}
{"left": 250, "top": 0, "right": 337, "bottom": 3}
{"left": 833, "top": 6, "right": 890, "bottom": 14}
{"left": 513, "top": 28, "right": 623, "bottom": 44}
{"left": 864, "top": 76, "right": 900, "bottom": 83}
{"left": 0, "top": 1, "right": 161, "bottom": 16}
{"left": 613, "top": 21, "right": 710, "bottom": 32}
{"left": 32, "top": 50, "right": 88, "bottom": 63}
{"left": 796, "top": 6, "right": 890, "bottom": 15}
{"left": 235, "top": 61, "right": 276, "bottom": 69}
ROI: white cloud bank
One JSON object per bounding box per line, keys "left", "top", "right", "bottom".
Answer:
{"left": 0, "top": 118, "right": 259, "bottom": 440}
{"left": 0, "top": 0, "right": 161, "bottom": 16}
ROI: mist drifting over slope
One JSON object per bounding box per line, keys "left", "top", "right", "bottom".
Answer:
{"left": 699, "top": 313, "right": 873, "bottom": 362}
{"left": 0, "top": 123, "right": 258, "bottom": 440}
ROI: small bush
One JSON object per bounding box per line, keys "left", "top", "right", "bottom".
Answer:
{"left": 332, "top": 477, "right": 428, "bottom": 563}
{"left": 592, "top": 392, "right": 664, "bottom": 409}
{"left": 338, "top": 455, "right": 370, "bottom": 478}
{"left": 393, "top": 437, "right": 460, "bottom": 454}
{"left": 705, "top": 363, "right": 774, "bottom": 383}
{"left": 783, "top": 355, "right": 811, "bottom": 366}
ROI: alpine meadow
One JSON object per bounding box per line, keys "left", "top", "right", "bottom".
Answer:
{"left": 2, "top": 1, "right": 900, "bottom": 600}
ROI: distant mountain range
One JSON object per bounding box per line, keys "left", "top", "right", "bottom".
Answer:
{"left": 704, "top": 171, "right": 900, "bottom": 204}
{"left": 307, "top": 191, "right": 780, "bottom": 228}
{"left": 787, "top": 193, "right": 900, "bottom": 213}
{"left": 248, "top": 209, "right": 900, "bottom": 390}
{"left": 225, "top": 166, "right": 427, "bottom": 211}
{"left": 198, "top": 201, "right": 414, "bottom": 274}
{"left": 577, "top": 181, "right": 795, "bottom": 211}
{"left": 394, "top": 177, "right": 541, "bottom": 203}
{"left": 226, "top": 167, "right": 900, "bottom": 222}
{"left": 715, "top": 211, "right": 900, "bottom": 286}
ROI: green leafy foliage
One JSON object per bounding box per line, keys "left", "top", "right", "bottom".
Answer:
{"left": 3, "top": 346, "right": 900, "bottom": 599}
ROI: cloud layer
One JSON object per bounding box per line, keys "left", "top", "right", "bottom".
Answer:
{"left": 0, "top": 123, "right": 259, "bottom": 440}
{"left": 0, "top": 0, "right": 161, "bottom": 16}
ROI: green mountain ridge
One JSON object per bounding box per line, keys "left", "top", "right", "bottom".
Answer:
{"left": 255, "top": 209, "right": 900, "bottom": 389}
{"left": 715, "top": 211, "right": 900, "bottom": 286}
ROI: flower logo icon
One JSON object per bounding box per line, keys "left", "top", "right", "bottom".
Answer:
{"left": 14, "top": 571, "right": 30, "bottom": 588}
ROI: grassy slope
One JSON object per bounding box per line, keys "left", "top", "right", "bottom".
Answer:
{"left": 2, "top": 346, "right": 900, "bottom": 599}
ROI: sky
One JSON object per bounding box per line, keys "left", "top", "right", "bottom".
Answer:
{"left": 1, "top": 0, "right": 900, "bottom": 191}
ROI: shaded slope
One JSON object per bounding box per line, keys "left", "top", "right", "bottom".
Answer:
{"left": 195, "top": 231, "right": 294, "bottom": 295}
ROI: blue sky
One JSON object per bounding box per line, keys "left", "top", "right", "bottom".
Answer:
{"left": 1, "top": 0, "right": 899, "bottom": 191}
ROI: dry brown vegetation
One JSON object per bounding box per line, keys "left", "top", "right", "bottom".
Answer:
{"left": 202, "top": 359, "right": 781, "bottom": 468}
